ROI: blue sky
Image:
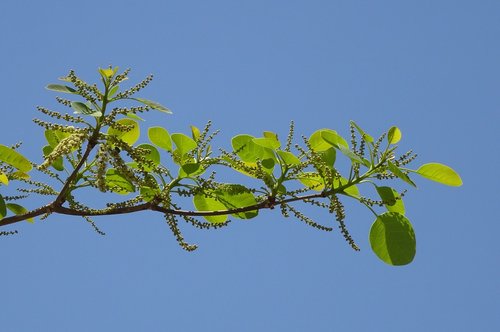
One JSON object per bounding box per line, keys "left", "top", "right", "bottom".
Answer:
{"left": 1, "top": 1, "right": 499, "bottom": 331}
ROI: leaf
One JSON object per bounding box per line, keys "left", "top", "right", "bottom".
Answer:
{"left": 319, "top": 147, "right": 336, "bottom": 168}
{"left": 231, "top": 134, "right": 275, "bottom": 163}
{"left": 387, "top": 161, "right": 416, "bottom": 187}
{"left": 252, "top": 137, "right": 280, "bottom": 150}
{"left": 136, "top": 144, "right": 160, "bottom": 171}
{"left": 215, "top": 184, "right": 258, "bottom": 219}
{"left": 193, "top": 192, "right": 228, "bottom": 224}
{"left": 140, "top": 186, "right": 157, "bottom": 202}
{"left": 334, "top": 177, "right": 360, "bottom": 198}
{"left": 148, "top": 127, "right": 172, "bottom": 152}
{"left": 320, "top": 130, "right": 349, "bottom": 149}
{"left": 42, "top": 145, "right": 64, "bottom": 171}
{"left": 46, "top": 84, "right": 76, "bottom": 94}
{"left": 0, "top": 195, "right": 6, "bottom": 219}
{"left": 179, "top": 163, "right": 205, "bottom": 178}
{"left": 277, "top": 151, "right": 301, "bottom": 166}
{"left": 99, "top": 67, "right": 114, "bottom": 78}
{"left": 71, "top": 101, "right": 101, "bottom": 117}
{"left": 0, "top": 145, "right": 32, "bottom": 172}
{"left": 415, "top": 163, "right": 462, "bottom": 187}
{"left": 126, "top": 113, "right": 144, "bottom": 121}
{"left": 376, "top": 186, "right": 405, "bottom": 215}
{"left": 297, "top": 172, "right": 325, "bottom": 191}
{"left": 105, "top": 169, "right": 135, "bottom": 194}
{"left": 108, "top": 85, "right": 120, "bottom": 98}
{"left": 6, "top": 203, "right": 34, "bottom": 223}
{"left": 388, "top": 126, "right": 402, "bottom": 144}
{"left": 191, "top": 125, "right": 201, "bottom": 141}
{"left": 370, "top": 212, "right": 416, "bottom": 266}
{"left": 108, "top": 119, "right": 140, "bottom": 146}
{"left": 134, "top": 98, "right": 172, "bottom": 114}
{"left": 0, "top": 171, "right": 8, "bottom": 186}
{"left": 350, "top": 121, "right": 374, "bottom": 143}
{"left": 337, "top": 145, "right": 368, "bottom": 166}
{"left": 45, "top": 129, "right": 70, "bottom": 148}
{"left": 309, "top": 129, "right": 348, "bottom": 152}
{"left": 171, "top": 133, "right": 197, "bottom": 156}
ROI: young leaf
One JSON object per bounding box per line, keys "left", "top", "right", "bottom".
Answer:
{"left": 369, "top": 212, "right": 416, "bottom": 266}
{"left": 134, "top": 98, "right": 172, "bottom": 114}
{"left": 387, "top": 126, "right": 402, "bottom": 144}
{"left": 136, "top": 144, "right": 160, "bottom": 171}
{"left": 276, "top": 151, "right": 301, "bottom": 166}
{"left": 253, "top": 137, "right": 280, "bottom": 150}
{"left": 108, "top": 119, "right": 140, "bottom": 146}
{"left": 415, "top": 163, "right": 462, "bottom": 187}
{"left": 297, "top": 172, "right": 325, "bottom": 191}
{"left": 71, "top": 102, "right": 101, "bottom": 117}
{"left": 191, "top": 125, "right": 201, "bottom": 142}
{"left": 42, "top": 145, "right": 64, "bottom": 171}
{"left": 215, "top": 184, "right": 258, "bottom": 219}
{"left": 6, "top": 203, "right": 34, "bottom": 223}
{"left": 0, "top": 144, "right": 32, "bottom": 172}
{"left": 46, "top": 84, "right": 76, "bottom": 94}
{"left": 108, "top": 85, "right": 120, "bottom": 98}
{"left": 148, "top": 127, "right": 172, "bottom": 152}
{"left": 0, "top": 171, "right": 8, "bottom": 186}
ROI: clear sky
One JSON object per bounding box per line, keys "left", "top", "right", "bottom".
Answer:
{"left": 1, "top": 1, "right": 499, "bottom": 331}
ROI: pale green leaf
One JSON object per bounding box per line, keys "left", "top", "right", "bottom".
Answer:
{"left": 416, "top": 163, "right": 462, "bottom": 187}
{"left": 105, "top": 169, "right": 135, "bottom": 194}
{"left": 136, "top": 144, "right": 160, "bottom": 171}
{"left": 350, "top": 120, "right": 374, "bottom": 143}
{"left": 0, "top": 145, "right": 32, "bottom": 172}
{"left": 277, "top": 150, "right": 301, "bottom": 166}
{"left": 148, "top": 127, "right": 172, "bottom": 152}
{"left": 297, "top": 172, "right": 325, "bottom": 191}
{"left": 370, "top": 212, "right": 416, "bottom": 266}
{"left": 215, "top": 184, "right": 258, "bottom": 219}
{"left": 388, "top": 161, "right": 416, "bottom": 187}
{"left": 0, "top": 171, "right": 8, "bottom": 186}
{"left": 42, "top": 145, "right": 64, "bottom": 171}
{"left": 252, "top": 137, "right": 280, "bottom": 150}
{"left": 171, "top": 133, "right": 197, "bottom": 156}
{"left": 388, "top": 126, "right": 402, "bottom": 144}
{"left": 193, "top": 193, "right": 228, "bottom": 223}
{"left": 376, "top": 186, "right": 405, "bottom": 215}
{"left": 108, "top": 119, "right": 140, "bottom": 146}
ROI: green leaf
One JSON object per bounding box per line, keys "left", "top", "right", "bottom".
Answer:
{"left": 148, "top": 127, "right": 172, "bottom": 152}
{"left": 134, "top": 98, "right": 172, "bottom": 114}
{"left": 337, "top": 145, "right": 370, "bottom": 166}
{"left": 350, "top": 121, "right": 374, "bottom": 143}
{"left": 0, "top": 145, "right": 32, "bottom": 172}
{"left": 126, "top": 113, "right": 144, "bottom": 121}
{"left": 319, "top": 147, "right": 336, "bottom": 168}
{"left": 0, "top": 195, "right": 6, "bottom": 219}
{"left": 71, "top": 102, "right": 101, "bottom": 116}
{"left": 108, "top": 119, "right": 140, "bottom": 146}
{"left": 45, "top": 129, "right": 70, "bottom": 148}
{"left": 193, "top": 192, "right": 228, "bottom": 224}
{"left": 334, "top": 177, "right": 360, "bottom": 198}
{"left": 191, "top": 125, "right": 201, "bottom": 141}
{"left": 387, "top": 161, "right": 416, "bottom": 187}
{"left": 376, "top": 186, "right": 405, "bottom": 215}
{"left": 108, "top": 85, "right": 120, "bottom": 98}
{"left": 231, "top": 134, "right": 275, "bottom": 163}
{"left": 105, "top": 169, "right": 135, "bottom": 194}
{"left": 297, "top": 172, "right": 325, "bottom": 191}
{"left": 215, "top": 184, "right": 258, "bottom": 219}
{"left": 179, "top": 163, "right": 205, "bottom": 178}
{"left": 46, "top": 84, "right": 76, "bottom": 94}
{"left": 99, "top": 67, "right": 114, "bottom": 78}
{"left": 171, "top": 133, "right": 197, "bottom": 156}
{"left": 253, "top": 137, "right": 280, "bottom": 150}
{"left": 415, "top": 163, "right": 462, "bottom": 187}
{"left": 136, "top": 144, "right": 160, "bottom": 171}
{"left": 6, "top": 203, "right": 34, "bottom": 223}
{"left": 388, "top": 126, "right": 402, "bottom": 144}
{"left": 277, "top": 151, "right": 301, "bottom": 166}
{"left": 0, "top": 171, "right": 8, "bottom": 186}
{"left": 320, "top": 130, "right": 349, "bottom": 149}
{"left": 370, "top": 212, "right": 416, "bottom": 266}
{"left": 42, "top": 145, "right": 64, "bottom": 171}
{"left": 140, "top": 186, "right": 157, "bottom": 202}
{"left": 309, "top": 129, "right": 348, "bottom": 152}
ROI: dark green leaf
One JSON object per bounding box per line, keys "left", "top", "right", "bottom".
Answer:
{"left": 46, "top": 84, "right": 76, "bottom": 94}
{"left": 370, "top": 212, "right": 416, "bottom": 266}
{"left": 0, "top": 195, "right": 6, "bottom": 219}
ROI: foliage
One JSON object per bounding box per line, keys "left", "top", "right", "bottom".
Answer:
{"left": 0, "top": 67, "right": 462, "bottom": 265}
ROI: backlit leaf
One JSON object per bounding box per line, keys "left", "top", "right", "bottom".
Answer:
{"left": 215, "top": 184, "right": 258, "bottom": 219}
{"left": 277, "top": 151, "right": 301, "bottom": 166}
{"left": 6, "top": 203, "right": 34, "bottom": 223}
{"left": 369, "top": 212, "right": 416, "bottom": 266}
{"left": 108, "top": 119, "right": 140, "bottom": 146}
{"left": 0, "top": 171, "right": 8, "bottom": 185}
{"left": 193, "top": 193, "right": 228, "bottom": 224}
{"left": 0, "top": 145, "right": 32, "bottom": 172}
{"left": 136, "top": 144, "right": 160, "bottom": 171}
{"left": 297, "top": 172, "right": 325, "bottom": 191}
{"left": 388, "top": 161, "right": 416, "bottom": 187}
{"left": 350, "top": 121, "right": 374, "bottom": 143}
{"left": 416, "top": 163, "right": 462, "bottom": 187}
{"left": 376, "top": 186, "right": 405, "bottom": 215}
{"left": 388, "top": 126, "right": 402, "bottom": 144}
{"left": 105, "top": 169, "right": 135, "bottom": 194}
{"left": 148, "top": 127, "right": 172, "bottom": 152}
{"left": 42, "top": 145, "right": 64, "bottom": 171}
{"left": 171, "top": 133, "right": 197, "bottom": 156}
